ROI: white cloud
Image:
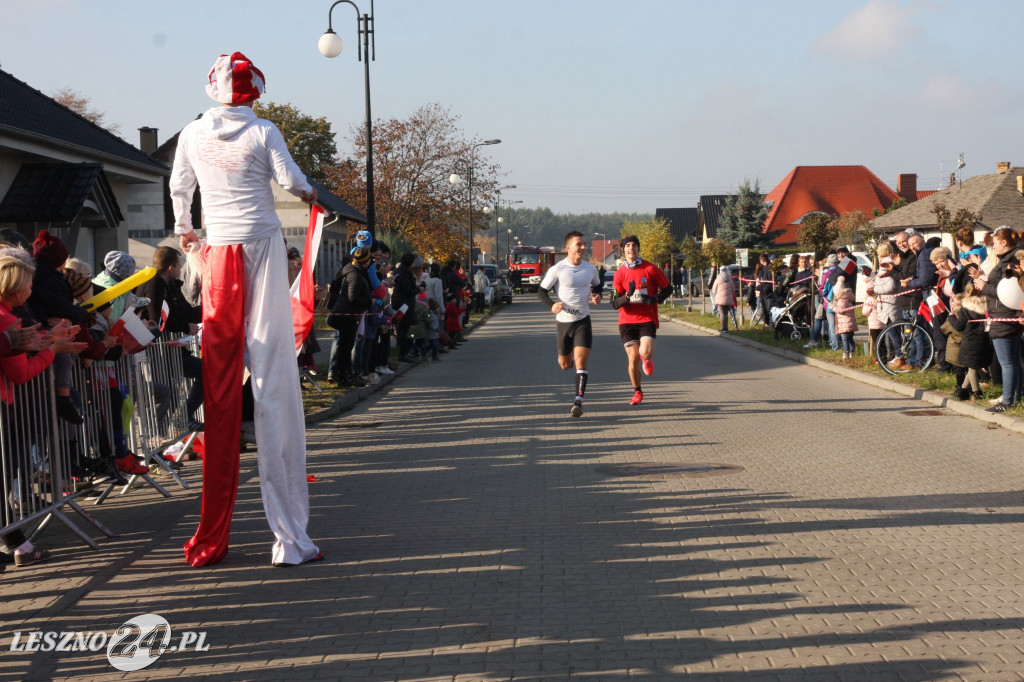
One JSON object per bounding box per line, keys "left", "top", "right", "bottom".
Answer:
{"left": 814, "top": 0, "right": 925, "bottom": 59}
{"left": 916, "top": 72, "right": 1006, "bottom": 113}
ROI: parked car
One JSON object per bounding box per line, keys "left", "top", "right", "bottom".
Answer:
{"left": 602, "top": 269, "right": 617, "bottom": 294}
{"left": 497, "top": 276, "right": 513, "bottom": 304}
{"left": 701, "top": 265, "right": 755, "bottom": 297}
{"left": 472, "top": 265, "right": 500, "bottom": 307}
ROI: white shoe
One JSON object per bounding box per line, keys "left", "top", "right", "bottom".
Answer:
{"left": 376, "top": 366, "right": 394, "bottom": 376}
{"left": 364, "top": 373, "right": 380, "bottom": 385}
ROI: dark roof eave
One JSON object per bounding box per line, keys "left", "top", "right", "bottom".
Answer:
{"left": 0, "top": 124, "right": 170, "bottom": 177}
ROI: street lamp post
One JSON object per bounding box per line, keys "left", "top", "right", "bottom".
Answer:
{"left": 319, "top": 0, "right": 376, "bottom": 236}
{"left": 593, "top": 232, "right": 606, "bottom": 264}
{"left": 449, "top": 139, "right": 500, "bottom": 269}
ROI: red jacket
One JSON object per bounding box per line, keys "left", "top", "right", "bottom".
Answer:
{"left": 0, "top": 302, "right": 54, "bottom": 405}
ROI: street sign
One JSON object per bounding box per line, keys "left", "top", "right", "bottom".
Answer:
{"left": 736, "top": 248, "right": 748, "bottom": 267}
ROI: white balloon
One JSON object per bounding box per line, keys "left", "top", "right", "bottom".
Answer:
{"left": 996, "top": 276, "right": 1024, "bottom": 310}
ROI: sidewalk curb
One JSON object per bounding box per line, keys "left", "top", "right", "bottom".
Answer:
{"left": 662, "top": 314, "right": 1024, "bottom": 437}
{"left": 303, "top": 308, "right": 499, "bottom": 425}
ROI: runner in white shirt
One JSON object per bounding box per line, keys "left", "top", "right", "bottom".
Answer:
{"left": 538, "top": 231, "right": 603, "bottom": 418}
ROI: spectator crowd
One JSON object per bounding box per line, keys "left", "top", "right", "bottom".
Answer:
{"left": 727, "top": 226, "right": 1024, "bottom": 414}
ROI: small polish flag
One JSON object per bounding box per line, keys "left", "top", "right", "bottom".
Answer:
{"left": 925, "top": 291, "right": 948, "bottom": 317}
{"left": 159, "top": 301, "right": 170, "bottom": 331}
{"left": 109, "top": 309, "right": 155, "bottom": 354}
{"left": 837, "top": 256, "right": 857, "bottom": 276}
{"left": 917, "top": 300, "right": 933, "bottom": 324}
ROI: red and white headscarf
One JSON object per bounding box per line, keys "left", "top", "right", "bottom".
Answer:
{"left": 206, "top": 52, "right": 265, "bottom": 104}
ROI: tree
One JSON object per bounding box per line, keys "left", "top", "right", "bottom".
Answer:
{"left": 796, "top": 212, "right": 838, "bottom": 261}
{"left": 716, "top": 178, "right": 776, "bottom": 248}
{"left": 932, "top": 201, "right": 980, "bottom": 239}
{"left": 832, "top": 209, "right": 871, "bottom": 250}
{"left": 324, "top": 103, "right": 502, "bottom": 262}
{"left": 678, "top": 237, "right": 709, "bottom": 272}
{"left": 52, "top": 87, "right": 120, "bottom": 135}
{"left": 872, "top": 197, "right": 907, "bottom": 217}
{"left": 702, "top": 238, "right": 736, "bottom": 267}
{"left": 253, "top": 101, "right": 338, "bottom": 184}
{"left": 619, "top": 217, "right": 676, "bottom": 264}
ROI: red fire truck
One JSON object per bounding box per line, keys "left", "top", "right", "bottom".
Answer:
{"left": 509, "top": 246, "right": 567, "bottom": 293}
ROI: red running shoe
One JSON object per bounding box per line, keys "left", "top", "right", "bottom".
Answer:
{"left": 642, "top": 358, "right": 654, "bottom": 376}
{"left": 115, "top": 456, "right": 150, "bottom": 476}
{"left": 630, "top": 390, "right": 644, "bottom": 405}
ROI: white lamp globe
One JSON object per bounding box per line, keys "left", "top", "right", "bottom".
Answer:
{"left": 318, "top": 31, "right": 343, "bottom": 58}
{"left": 449, "top": 173, "right": 463, "bottom": 185}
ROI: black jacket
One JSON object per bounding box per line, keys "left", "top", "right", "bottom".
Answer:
{"left": 392, "top": 266, "right": 419, "bottom": 313}
{"left": 946, "top": 293, "right": 991, "bottom": 369}
{"left": 136, "top": 275, "right": 201, "bottom": 335}
{"left": 331, "top": 263, "right": 372, "bottom": 316}
{"left": 978, "top": 247, "right": 1024, "bottom": 338}
{"left": 28, "top": 262, "right": 88, "bottom": 327}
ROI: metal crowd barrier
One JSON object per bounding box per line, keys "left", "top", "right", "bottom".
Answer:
{"left": 1, "top": 333, "right": 204, "bottom": 552}
{"left": 0, "top": 366, "right": 115, "bottom": 552}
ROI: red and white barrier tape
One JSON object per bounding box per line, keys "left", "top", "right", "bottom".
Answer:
{"left": 968, "top": 317, "right": 1024, "bottom": 323}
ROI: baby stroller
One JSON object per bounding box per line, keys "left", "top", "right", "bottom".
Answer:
{"left": 772, "top": 291, "right": 812, "bottom": 340}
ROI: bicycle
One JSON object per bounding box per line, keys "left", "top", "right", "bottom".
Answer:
{"left": 876, "top": 309, "right": 934, "bottom": 375}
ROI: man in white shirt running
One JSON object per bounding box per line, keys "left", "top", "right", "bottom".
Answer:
{"left": 538, "top": 231, "right": 603, "bottom": 418}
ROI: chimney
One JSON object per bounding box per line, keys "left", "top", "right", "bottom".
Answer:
{"left": 997, "top": 161, "right": 1011, "bottom": 174}
{"left": 138, "top": 127, "right": 159, "bottom": 154}
{"left": 897, "top": 173, "right": 918, "bottom": 203}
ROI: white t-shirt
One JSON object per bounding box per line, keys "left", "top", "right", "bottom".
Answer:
{"left": 540, "top": 259, "right": 601, "bottom": 323}
{"left": 170, "top": 106, "right": 312, "bottom": 246}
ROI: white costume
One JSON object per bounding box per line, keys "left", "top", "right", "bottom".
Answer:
{"left": 169, "top": 52, "right": 320, "bottom": 567}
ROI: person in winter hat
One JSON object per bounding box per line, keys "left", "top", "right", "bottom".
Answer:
{"left": 169, "top": 51, "right": 320, "bottom": 568}
{"left": 831, "top": 275, "right": 859, "bottom": 359}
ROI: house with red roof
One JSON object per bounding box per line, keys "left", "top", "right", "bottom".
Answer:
{"left": 762, "top": 166, "right": 901, "bottom": 245}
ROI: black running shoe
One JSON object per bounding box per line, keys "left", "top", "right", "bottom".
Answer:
{"left": 570, "top": 400, "right": 583, "bottom": 418}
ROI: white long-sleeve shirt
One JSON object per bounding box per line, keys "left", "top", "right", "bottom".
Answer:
{"left": 169, "top": 105, "right": 312, "bottom": 246}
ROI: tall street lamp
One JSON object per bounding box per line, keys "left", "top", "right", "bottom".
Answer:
{"left": 319, "top": 0, "right": 377, "bottom": 236}
{"left": 449, "top": 139, "right": 500, "bottom": 268}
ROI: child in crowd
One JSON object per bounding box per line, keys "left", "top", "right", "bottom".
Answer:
{"left": 445, "top": 296, "right": 463, "bottom": 342}
{"left": 711, "top": 266, "right": 736, "bottom": 332}
{"left": 26, "top": 231, "right": 89, "bottom": 425}
{"left": 406, "top": 291, "right": 430, "bottom": 360}
{"left": 0, "top": 255, "right": 86, "bottom": 567}
{"left": 426, "top": 298, "right": 441, "bottom": 361}
{"left": 860, "top": 280, "right": 883, "bottom": 362}
{"left": 831, "top": 275, "right": 858, "bottom": 359}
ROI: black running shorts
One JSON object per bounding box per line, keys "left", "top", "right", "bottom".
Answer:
{"left": 556, "top": 317, "right": 593, "bottom": 356}
{"left": 619, "top": 321, "right": 657, "bottom": 346}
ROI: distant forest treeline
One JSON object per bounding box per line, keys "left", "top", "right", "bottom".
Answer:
{"left": 485, "top": 207, "right": 654, "bottom": 249}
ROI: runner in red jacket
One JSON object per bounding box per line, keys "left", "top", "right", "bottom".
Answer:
{"left": 611, "top": 235, "right": 672, "bottom": 405}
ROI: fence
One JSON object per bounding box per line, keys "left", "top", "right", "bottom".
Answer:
{"left": 0, "top": 334, "right": 202, "bottom": 553}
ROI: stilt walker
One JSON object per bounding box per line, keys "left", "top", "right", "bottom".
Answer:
{"left": 169, "top": 52, "right": 322, "bottom": 567}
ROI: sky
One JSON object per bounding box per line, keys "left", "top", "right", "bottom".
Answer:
{"left": 1, "top": 0, "right": 1021, "bottom": 215}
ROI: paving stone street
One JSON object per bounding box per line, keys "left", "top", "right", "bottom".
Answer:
{"left": 3, "top": 297, "right": 1024, "bottom": 681}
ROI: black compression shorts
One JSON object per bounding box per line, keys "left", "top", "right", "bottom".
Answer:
{"left": 619, "top": 321, "right": 657, "bottom": 346}
{"left": 556, "top": 317, "right": 593, "bottom": 356}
